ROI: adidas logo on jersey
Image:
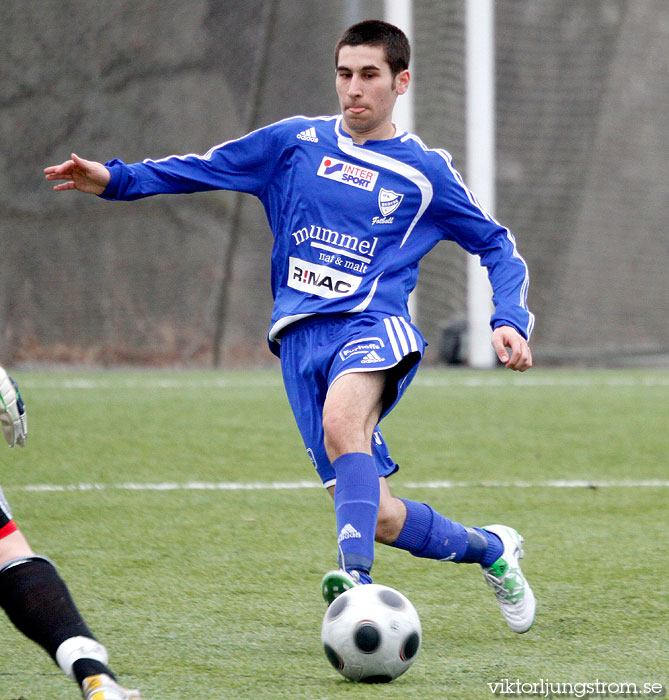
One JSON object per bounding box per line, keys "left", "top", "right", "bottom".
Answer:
{"left": 337, "top": 523, "right": 362, "bottom": 544}
{"left": 361, "top": 350, "right": 384, "bottom": 364}
{"left": 297, "top": 127, "right": 318, "bottom": 143}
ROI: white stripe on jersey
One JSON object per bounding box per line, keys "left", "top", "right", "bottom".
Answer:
{"left": 348, "top": 273, "right": 383, "bottom": 314}
{"left": 335, "top": 118, "right": 433, "bottom": 248}
{"left": 145, "top": 115, "right": 338, "bottom": 166}
{"left": 433, "top": 145, "right": 534, "bottom": 337}
{"left": 343, "top": 126, "right": 533, "bottom": 338}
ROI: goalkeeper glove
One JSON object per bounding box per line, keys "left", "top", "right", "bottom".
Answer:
{"left": 0, "top": 366, "right": 27, "bottom": 447}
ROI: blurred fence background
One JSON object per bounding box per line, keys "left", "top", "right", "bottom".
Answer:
{"left": 1, "top": 0, "right": 667, "bottom": 367}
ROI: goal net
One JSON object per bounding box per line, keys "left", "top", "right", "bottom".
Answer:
{"left": 1, "top": 0, "right": 666, "bottom": 367}
{"left": 413, "top": 0, "right": 668, "bottom": 365}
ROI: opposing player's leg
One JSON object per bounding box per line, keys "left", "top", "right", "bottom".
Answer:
{"left": 0, "top": 503, "right": 145, "bottom": 698}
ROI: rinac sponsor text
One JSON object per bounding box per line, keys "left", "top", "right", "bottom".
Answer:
{"left": 287, "top": 257, "right": 362, "bottom": 299}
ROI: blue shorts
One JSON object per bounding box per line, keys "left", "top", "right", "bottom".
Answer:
{"left": 279, "top": 312, "right": 426, "bottom": 488}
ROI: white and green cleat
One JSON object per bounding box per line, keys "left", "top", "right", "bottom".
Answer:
{"left": 482, "top": 524, "right": 536, "bottom": 634}
{"left": 321, "top": 569, "right": 360, "bottom": 606}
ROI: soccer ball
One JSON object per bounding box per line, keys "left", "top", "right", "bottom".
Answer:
{"left": 321, "top": 584, "right": 422, "bottom": 683}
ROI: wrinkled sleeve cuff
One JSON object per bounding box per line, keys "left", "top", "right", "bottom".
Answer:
{"left": 98, "top": 159, "right": 126, "bottom": 200}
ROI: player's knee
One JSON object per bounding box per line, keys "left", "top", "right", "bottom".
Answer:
{"left": 321, "top": 411, "right": 341, "bottom": 457}
{"left": 322, "top": 410, "right": 357, "bottom": 458}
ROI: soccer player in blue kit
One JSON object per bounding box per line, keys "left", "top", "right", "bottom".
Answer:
{"left": 45, "top": 20, "right": 536, "bottom": 633}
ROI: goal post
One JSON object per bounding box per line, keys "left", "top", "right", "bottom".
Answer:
{"left": 465, "top": 0, "right": 496, "bottom": 368}
{"left": 389, "top": 0, "right": 496, "bottom": 366}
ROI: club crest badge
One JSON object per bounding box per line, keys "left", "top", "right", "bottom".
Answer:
{"left": 378, "top": 188, "right": 404, "bottom": 217}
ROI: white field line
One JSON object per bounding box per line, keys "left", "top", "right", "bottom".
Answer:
{"left": 17, "top": 374, "right": 669, "bottom": 390}
{"left": 14, "top": 479, "right": 669, "bottom": 493}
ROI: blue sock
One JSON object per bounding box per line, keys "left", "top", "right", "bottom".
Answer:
{"left": 477, "top": 528, "right": 504, "bottom": 567}
{"left": 332, "top": 453, "right": 379, "bottom": 578}
{"left": 390, "top": 499, "right": 503, "bottom": 565}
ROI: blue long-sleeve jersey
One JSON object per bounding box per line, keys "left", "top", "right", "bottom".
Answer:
{"left": 101, "top": 115, "right": 534, "bottom": 355}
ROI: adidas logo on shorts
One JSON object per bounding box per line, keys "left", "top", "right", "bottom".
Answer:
{"left": 297, "top": 127, "right": 318, "bottom": 143}
{"left": 361, "top": 350, "right": 384, "bottom": 364}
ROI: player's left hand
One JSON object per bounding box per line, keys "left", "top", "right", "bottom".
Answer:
{"left": 491, "top": 326, "right": 533, "bottom": 372}
{"left": 44, "top": 153, "right": 110, "bottom": 195}
{"left": 0, "top": 366, "right": 27, "bottom": 447}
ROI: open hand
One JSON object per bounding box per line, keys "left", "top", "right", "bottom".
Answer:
{"left": 44, "top": 153, "right": 110, "bottom": 195}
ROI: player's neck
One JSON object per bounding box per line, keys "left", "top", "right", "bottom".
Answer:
{"left": 341, "top": 120, "right": 397, "bottom": 145}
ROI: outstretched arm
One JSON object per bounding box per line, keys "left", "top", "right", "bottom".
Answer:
{"left": 491, "top": 325, "right": 533, "bottom": 372}
{"left": 44, "top": 153, "right": 110, "bottom": 195}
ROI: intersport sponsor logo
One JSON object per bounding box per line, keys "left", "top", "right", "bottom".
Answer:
{"left": 287, "top": 257, "right": 362, "bottom": 299}
{"left": 317, "top": 156, "right": 379, "bottom": 190}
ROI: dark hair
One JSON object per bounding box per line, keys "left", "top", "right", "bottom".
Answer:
{"left": 335, "top": 20, "right": 410, "bottom": 77}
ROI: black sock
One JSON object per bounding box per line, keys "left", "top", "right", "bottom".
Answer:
{"left": 73, "top": 658, "right": 116, "bottom": 684}
{"left": 0, "top": 557, "right": 114, "bottom": 681}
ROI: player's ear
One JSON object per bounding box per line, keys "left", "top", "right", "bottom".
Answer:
{"left": 395, "top": 70, "right": 410, "bottom": 96}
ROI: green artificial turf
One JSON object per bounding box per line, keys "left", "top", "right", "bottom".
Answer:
{"left": 1, "top": 368, "right": 666, "bottom": 699}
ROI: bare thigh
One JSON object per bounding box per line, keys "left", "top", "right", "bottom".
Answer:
{"left": 322, "top": 370, "right": 387, "bottom": 461}
{"left": 0, "top": 530, "right": 35, "bottom": 567}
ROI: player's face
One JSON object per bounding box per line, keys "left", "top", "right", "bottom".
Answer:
{"left": 336, "top": 44, "right": 409, "bottom": 143}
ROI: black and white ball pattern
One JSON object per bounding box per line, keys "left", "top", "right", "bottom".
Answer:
{"left": 321, "top": 583, "right": 422, "bottom": 683}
